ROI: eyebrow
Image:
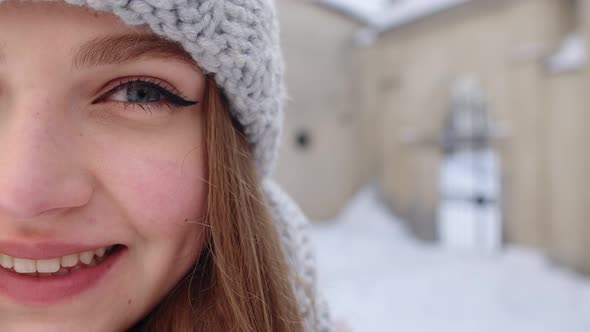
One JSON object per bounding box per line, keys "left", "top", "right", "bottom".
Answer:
{"left": 73, "top": 34, "right": 196, "bottom": 70}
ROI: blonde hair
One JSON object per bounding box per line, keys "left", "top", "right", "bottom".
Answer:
{"left": 130, "top": 76, "right": 304, "bottom": 332}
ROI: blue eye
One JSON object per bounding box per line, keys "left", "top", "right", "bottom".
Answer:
{"left": 98, "top": 78, "right": 198, "bottom": 110}
{"left": 125, "top": 83, "right": 163, "bottom": 103}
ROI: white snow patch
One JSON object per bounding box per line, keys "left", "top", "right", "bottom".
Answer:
{"left": 319, "top": 0, "right": 390, "bottom": 22}
{"left": 318, "top": 0, "right": 469, "bottom": 30}
{"left": 546, "top": 33, "right": 587, "bottom": 73}
{"left": 312, "top": 186, "right": 590, "bottom": 332}
{"left": 372, "top": 0, "right": 469, "bottom": 31}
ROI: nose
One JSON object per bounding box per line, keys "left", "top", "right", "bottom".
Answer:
{"left": 0, "top": 104, "right": 94, "bottom": 220}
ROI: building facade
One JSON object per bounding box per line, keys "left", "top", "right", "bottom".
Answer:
{"left": 276, "top": 0, "right": 590, "bottom": 275}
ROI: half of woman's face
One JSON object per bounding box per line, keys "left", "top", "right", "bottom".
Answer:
{"left": 0, "top": 2, "right": 207, "bottom": 330}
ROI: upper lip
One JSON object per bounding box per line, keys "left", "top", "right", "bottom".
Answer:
{"left": 0, "top": 241, "right": 118, "bottom": 260}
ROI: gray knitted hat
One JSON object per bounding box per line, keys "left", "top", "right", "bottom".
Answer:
{"left": 63, "top": 0, "right": 284, "bottom": 177}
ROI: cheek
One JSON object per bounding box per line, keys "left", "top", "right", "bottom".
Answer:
{"left": 99, "top": 144, "right": 208, "bottom": 236}
{"left": 131, "top": 157, "right": 207, "bottom": 226}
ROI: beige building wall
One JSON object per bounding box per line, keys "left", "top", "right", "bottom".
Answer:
{"left": 356, "top": 0, "right": 590, "bottom": 273}
{"left": 544, "top": 72, "right": 588, "bottom": 273}
{"left": 359, "top": 1, "right": 514, "bottom": 241}
{"left": 274, "top": 0, "right": 366, "bottom": 220}
{"left": 578, "top": 0, "right": 590, "bottom": 275}
{"left": 545, "top": 0, "right": 590, "bottom": 275}
{"left": 500, "top": 0, "right": 565, "bottom": 248}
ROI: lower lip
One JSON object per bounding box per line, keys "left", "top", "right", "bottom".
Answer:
{"left": 0, "top": 247, "right": 125, "bottom": 305}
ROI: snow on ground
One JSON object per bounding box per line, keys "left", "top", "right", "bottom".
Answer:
{"left": 312, "top": 186, "right": 590, "bottom": 332}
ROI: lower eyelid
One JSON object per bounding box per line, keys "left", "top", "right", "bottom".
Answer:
{"left": 114, "top": 101, "right": 181, "bottom": 113}
{"left": 86, "top": 102, "right": 179, "bottom": 122}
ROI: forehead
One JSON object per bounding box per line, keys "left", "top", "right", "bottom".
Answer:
{"left": 0, "top": 1, "right": 195, "bottom": 69}
{"left": 0, "top": 1, "right": 141, "bottom": 52}
{"left": 0, "top": 1, "right": 132, "bottom": 30}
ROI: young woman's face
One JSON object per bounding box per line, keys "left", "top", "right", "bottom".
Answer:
{"left": 0, "top": 2, "right": 207, "bottom": 330}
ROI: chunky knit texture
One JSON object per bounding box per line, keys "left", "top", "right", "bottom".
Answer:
{"left": 63, "top": 0, "right": 284, "bottom": 178}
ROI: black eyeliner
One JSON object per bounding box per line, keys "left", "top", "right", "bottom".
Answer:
{"left": 123, "top": 80, "right": 199, "bottom": 107}
{"left": 157, "top": 87, "right": 199, "bottom": 107}
{"left": 98, "top": 78, "right": 199, "bottom": 108}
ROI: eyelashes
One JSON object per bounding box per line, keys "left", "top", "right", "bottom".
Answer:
{"left": 94, "top": 77, "right": 199, "bottom": 113}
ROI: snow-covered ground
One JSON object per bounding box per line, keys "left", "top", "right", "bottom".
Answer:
{"left": 312, "top": 187, "right": 590, "bottom": 332}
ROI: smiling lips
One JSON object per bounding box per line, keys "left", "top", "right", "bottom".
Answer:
{"left": 0, "top": 244, "right": 125, "bottom": 304}
{"left": 0, "top": 246, "right": 115, "bottom": 276}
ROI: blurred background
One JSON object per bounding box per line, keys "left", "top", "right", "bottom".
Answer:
{"left": 272, "top": 0, "right": 590, "bottom": 331}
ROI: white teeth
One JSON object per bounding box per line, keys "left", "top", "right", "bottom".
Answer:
{"left": 79, "top": 251, "right": 95, "bottom": 265}
{"left": 0, "top": 254, "right": 14, "bottom": 269}
{"left": 95, "top": 247, "right": 106, "bottom": 258}
{"left": 61, "top": 254, "right": 79, "bottom": 268}
{"left": 36, "top": 258, "right": 61, "bottom": 273}
{"left": 0, "top": 246, "right": 112, "bottom": 274}
{"left": 13, "top": 258, "right": 37, "bottom": 273}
